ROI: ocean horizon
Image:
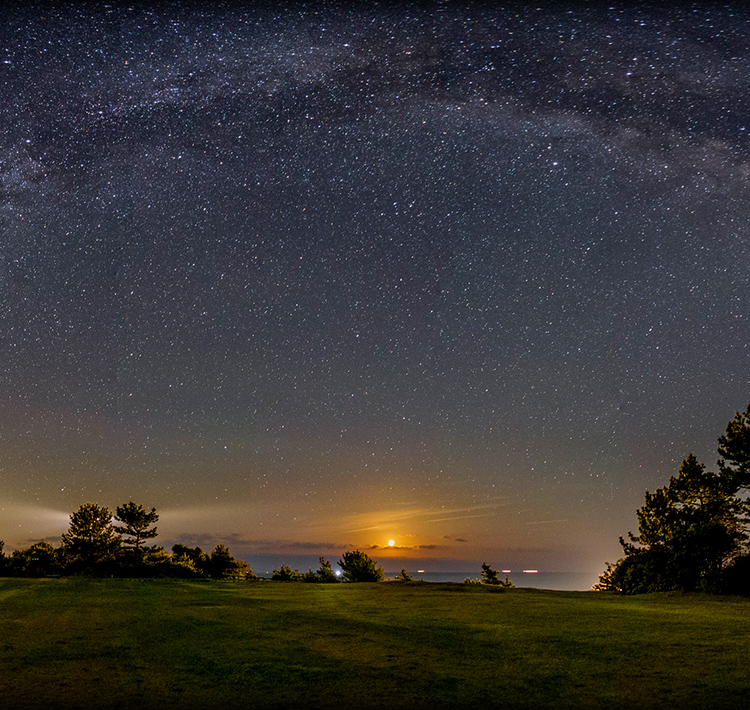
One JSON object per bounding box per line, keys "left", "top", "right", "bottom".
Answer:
{"left": 245, "top": 553, "right": 600, "bottom": 590}
{"left": 254, "top": 568, "right": 598, "bottom": 591}
{"left": 385, "top": 570, "right": 597, "bottom": 591}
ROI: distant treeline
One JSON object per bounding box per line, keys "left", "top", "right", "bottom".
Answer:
{"left": 0, "top": 502, "right": 256, "bottom": 579}
{"left": 0, "top": 503, "right": 513, "bottom": 587}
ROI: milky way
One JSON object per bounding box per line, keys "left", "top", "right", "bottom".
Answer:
{"left": 1, "top": 2, "right": 748, "bottom": 582}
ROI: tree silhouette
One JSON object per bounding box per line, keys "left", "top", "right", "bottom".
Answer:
{"left": 14, "top": 541, "right": 59, "bottom": 577}
{"left": 481, "top": 562, "right": 501, "bottom": 585}
{"left": 598, "top": 452, "right": 749, "bottom": 593}
{"left": 481, "top": 562, "right": 513, "bottom": 587}
{"left": 61, "top": 503, "right": 120, "bottom": 570}
{"left": 114, "top": 502, "right": 159, "bottom": 560}
{"left": 271, "top": 563, "right": 303, "bottom": 581}
{"left": 315, "top": 557, "right": 339, "bottom": 583}
{"left": 337, "top": 549, "right": 384, "bottom": 582}
{"left": 206, "top": 544, "right": 254, "bottom": 579}
{"left": 718, "top": 403, "right": 750, "bottom": 490}
{"left": 171, "top": 544, "right": 210, "bottom": 575}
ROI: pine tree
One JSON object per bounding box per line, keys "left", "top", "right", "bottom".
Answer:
{"left": 114, "top": 502, "right": 159, "bottom": 559}
{"left": 337, "top": 549, "right": 385, "bottom": 582}
{"left": 61, "top": 503, "right": 120, "bottom": 570}
{"left": 718, "top": 403, "right": 750, "bottom": 490}
{"left": 316, "top": 556, "right": 339, "bottom": 582}
{"left": 604, "top": 454, "right": 748, "bottom": 593}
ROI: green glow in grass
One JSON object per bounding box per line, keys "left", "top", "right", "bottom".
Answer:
{"left": 1, "top": 579, "right": 749, "bottom": 709}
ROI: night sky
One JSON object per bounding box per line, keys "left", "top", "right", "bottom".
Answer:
{"left": 1, "top": 2, "right": 748, "bottom": 583}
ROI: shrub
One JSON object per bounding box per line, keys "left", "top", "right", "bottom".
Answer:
{"left": 272, "top": 564, "right": 303, "bottom": 582}
{"left": 338, "top": 550, "right": 385, "bottom": 582}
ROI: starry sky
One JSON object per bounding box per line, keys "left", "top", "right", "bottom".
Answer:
{"left": 1, "top": 1, "right": 748, "bottom": 583}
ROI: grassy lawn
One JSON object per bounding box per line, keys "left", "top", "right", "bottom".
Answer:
{"left": 1, "top": 579, "right": 749, "bottom": 709}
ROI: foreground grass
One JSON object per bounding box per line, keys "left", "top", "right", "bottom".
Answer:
{"left": 1, "top": 579, "right": 749, "bottom": 709}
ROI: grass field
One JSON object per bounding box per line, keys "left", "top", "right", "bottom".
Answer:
{"left": 1, "top": 579, "right": 749, "bottom": 709}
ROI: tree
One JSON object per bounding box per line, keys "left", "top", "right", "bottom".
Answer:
{"left": 272, "top": 557, "right": 339, "bottom": 582}
{"left": 600, "top": 453, "right": 748, "bottom": 593}
{"left": 481, "top": 562, "right": 513, "bottom": 587}
{"left": 61, "top": 503, "right": 120, "bottom": 570}
{"left": 26, "top": 541, "right": 60, "bottom": 576}
{"left": 165, "top": 553, "right": 202, "bottom": 578}
{"left": 5, "top": 541, "right": 62, "bottom": 577}
{"left": 395, "top": 568, "right": 414, "bottom": 582}
{"left": 206, "top": 544, "right": 254, "bottom": 579}
{"left": 481, "top": 562, "right": 501, "bottom": 585}
{"left": 114, "top": 502, "right": 159, "bottom": 559}
{"left": 315, "top": 557, "right": 339, "bottom": 583}
{"left": 234, "top": 559, "right": 257, "bottom": 581}
{"left": 172, "top": 544, "right": 210, "bottom": 575}
{"left": 337, "top": 549, "right": 385, "bottom": 582}
{"left": 272, "top": 563, "right": 303, "bottom": 581}
{"left": 718, "top": 403, "right": 750, "bottom": 490}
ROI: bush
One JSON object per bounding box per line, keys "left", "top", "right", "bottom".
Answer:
{"left": 338, "top": 550, "right": 384, "bottom": 582}
{"left": 481, "top": 563, "right": 513, "bottom": 587}
{"left": 315, "top": 557, "right": 339, "bottom": 583}
{"left": 719, "top": 554, "right": 750, "bottom": 595}
{"left": 272, "top": 564, "right": 303, "bottom": 582}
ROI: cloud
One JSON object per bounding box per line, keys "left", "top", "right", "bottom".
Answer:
{"left": 334, "top": 500, "right": 511, "bottom": 534}
{"left": 21, "top": 535, "right": 62, "bottom": 546}
{"left": 169, "top": 532, "right": 344, "bottom": 553}
{"left": 425, "top": 512, "right": 497, "bottom": 523}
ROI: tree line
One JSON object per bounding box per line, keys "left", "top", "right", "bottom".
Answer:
{"left": 596, "top": 403, "right": 750, "bottom": 594}
{"left": 0, "top": 501, "right": 514, "bottom": 587}
{"left": 0, "top": 501, "right": 255, "bottom": 579}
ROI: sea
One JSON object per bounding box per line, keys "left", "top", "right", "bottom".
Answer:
{"left": 247, "top": 554, "right": 598, "bottom": 590}
{"left": 391, "top": 571, "right": 597, "bottom": 591}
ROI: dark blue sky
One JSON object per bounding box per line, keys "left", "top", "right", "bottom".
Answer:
{"left": 1, "top": 2, "right": 748, "bottom": 583}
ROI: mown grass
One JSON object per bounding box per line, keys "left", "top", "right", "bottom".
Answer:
{"left": 1, "top": 579, "right": 749, "bottom": 709}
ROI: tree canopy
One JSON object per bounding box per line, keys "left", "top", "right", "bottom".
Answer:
{"left": 338, "top": 549, "right": 385, "bottom": 582}
{"left": 270, "top": 557, "right": 339, "bottom": 583}
{"left": 61, "top": 502, "right": 121, "bottom": 570}
{"left": 718, "top": 403, "right": 750, "bottom": 490}
{"left": 114, "top": 502, "right": 159, "bottom": 557}
{"left": 480, "top": 562, "right": 514, "bottom": 587}
{"left": 206, "top": 544, "right": 255, "bottom": 580}
{"left": 1, "top": 502, "right": 255, "bottom": 580}
{"left": 597, "top": 405, "right": 750, "bottom": 594}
